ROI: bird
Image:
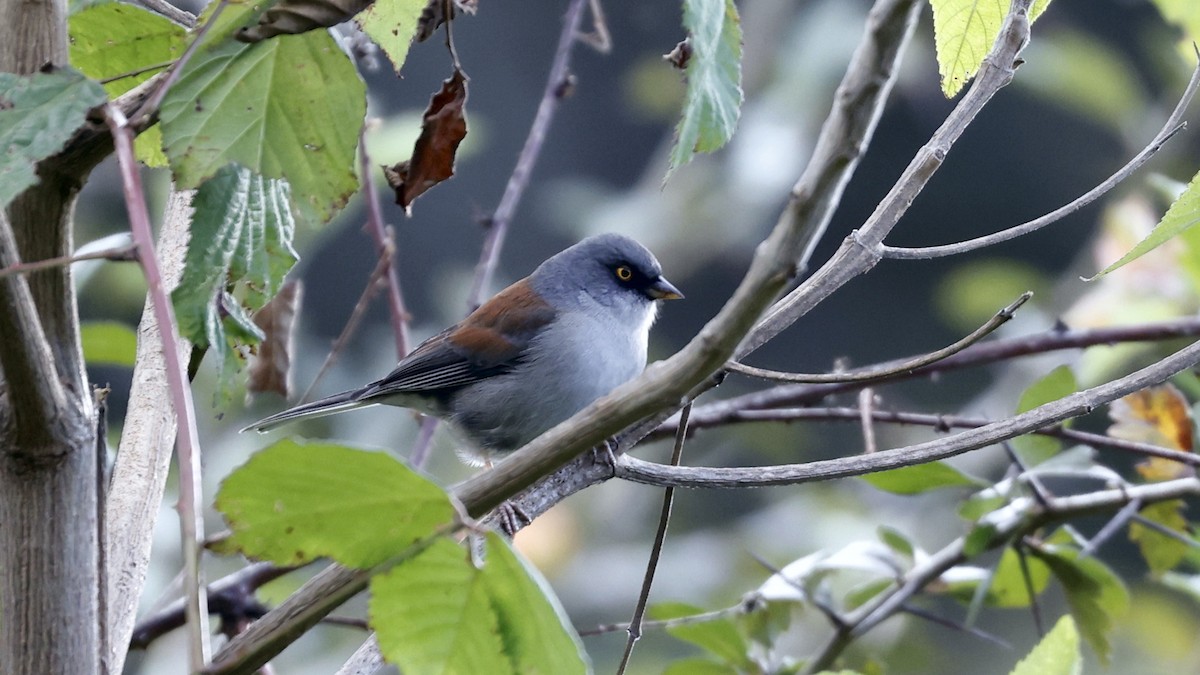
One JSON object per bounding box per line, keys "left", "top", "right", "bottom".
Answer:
{"left": 244, "top": 233, "right": 682, "bottom": 463}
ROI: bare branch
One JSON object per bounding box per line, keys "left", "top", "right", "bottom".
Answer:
{"left": 467, "top": 0, "right": 590, "bottom": 309}
{"left": 674, "top": 316, "right": 1200, "bottom": 426}
{"left": 105, "top": 187, "right": 194, "bottom": 675}
{"left": 0, "top": 244, "right": 136, "bottom": 280}
{"left": 880, "top": 59, "right": 1200, "bottom": 259}
{"left": 104, "top": 105, "right": 210, "bottom": 669}
{"left": 0, "top": 209, "right": 68, "bottom": 445}
{"left": 727, "top": 292, "right": 1029, "bottom": 383}
{"left": 131, "top": 0, "right": 228, "bottom": 126}
{"left": 802, "top": 478, "right": 1200, "bottom": 673}
{"left": 617, "top": 337, "right": 1200, "bottom": 489}
{"left": 359, "top": 127, "right": 412, "bottom": 358}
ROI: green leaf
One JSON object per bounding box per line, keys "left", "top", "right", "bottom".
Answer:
{"left": 1150, "top": 0, "right": 1200, "bottom": 44}
{"left": 929, "top": 0, "right": 1055, "bottom": 98}
{"left": 355, "top": 0, "right": 426, "bottom": 73}
{"left": 1130, "top": 500, "right": 1191, "bottom": 576}
{"left": 651, "top": 602, "right": 751, "bottom": 668}
{"left": 0, "top": 68, "right": 108, "bottom": 209}
{"left": 1012, "top": 365, "right": 1077, "bottom": 465}
{"left": 215, "top": 439, "right": 456, "bottom": 568}
{"left": 987, "top": 547, "right": 1050, "bottom": 608}
{"left": 963, "top": 522, "right": 997, "bottom": 557}
{"left": 371, "top": 533, "right": 589, "bottom": 675}
{"left": 68, "top": 2, "right": 186, "bottom": 167}
{"left": 1032, "top": 545, "right": 1129, "bottom": 663}
{"left": 159, "top": 23, "right": 364, "bottom": 223}
{"left": 860, "top": 461, "right": 983, "bottom": 494}
{"left": 667, "top": 0, "right": 742, "bottom": 175}
{"left": 171, "top": 164, "right": 298, "bottom": 397}
{"left": 1089, "top": 168, "right": 1200, "bottom": 283}
{"left": 80, "top": 321, "right": 138, "bottom": 367}
{"left": 1009, "top": 615, "right": 1081, "bottom": 675}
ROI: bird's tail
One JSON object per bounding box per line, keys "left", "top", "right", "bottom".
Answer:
{"left": 242, "top": 389, "right": 375, "bottom": 433}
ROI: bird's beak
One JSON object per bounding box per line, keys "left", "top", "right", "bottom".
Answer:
{"left": 646, "top": 277, "right": 684, "bottom": 300}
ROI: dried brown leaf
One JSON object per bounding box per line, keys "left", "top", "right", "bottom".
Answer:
{"left": 1108, "top": 383, "right": 1196, "bottom": 481}
{"left": 236, "top": 0, "right": 373, "bottom": 42}
{"left": 383, "top": 68, "right": 468, "bottom": 211}
{"left": 248, "top": 280, "right": 302, "bottom": 398}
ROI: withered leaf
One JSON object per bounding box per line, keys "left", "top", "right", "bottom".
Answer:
{"left": 415, "top": 0, "right": 479, "bottom": 43}
{"left": 247, "top": 280, "right": 302, "bottom": 398}
{"left": 1108, "top": 383, "right": 1196, "bottom": 481}
{"left": 664, "top": 39, "right": 692, "bottom": 71}
{"left": 384, "top": 68, "right": 468, "bottom": 211}
{"left": 236, "top": 0, "right": 373, "bottom": 43}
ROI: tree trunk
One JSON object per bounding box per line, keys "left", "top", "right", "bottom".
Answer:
{"left": 0, "top": 0, "right": 101, "bottom": 671}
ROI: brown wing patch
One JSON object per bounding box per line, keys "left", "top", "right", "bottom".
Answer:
{"left": 448, "top": 278, "right": 556, "bottom": 367}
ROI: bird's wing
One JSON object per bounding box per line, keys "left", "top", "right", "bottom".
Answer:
{"left": 359, "top": 278, "right": 557, "bottom": 398}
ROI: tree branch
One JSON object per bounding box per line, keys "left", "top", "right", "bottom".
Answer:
{"left": 802, "top": 477, "right": 1200, "bottom": 672}
{"left": 727, "top": 292, "right": 1029, "bottom": 383}
{"left": 104, "top": 187, "right": 195, "bottom": 675}
{"left": 616, "top": 337, "right": 1200, "bottom": 488}
{"left": 879, "top": 58, "right": 1200, "bottom": 259}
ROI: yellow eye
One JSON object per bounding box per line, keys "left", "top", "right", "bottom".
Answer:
{"left": 615, "top": 265, "right": 633, "bottom": 281}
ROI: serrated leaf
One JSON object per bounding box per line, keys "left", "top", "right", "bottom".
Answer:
{"left": 1032, "top": 546, "right": 1129, "bottom": 663}
{"left": 1009, "top": 615, "right": 1081, "bottom": 675}
{"left": 1012, "top": 365, "right": 1077, "bottom": 465}
{"left": 80, "top": 320, "right": 138, "bottom": 367}
{"left": 651, "top": 602, "right": 751, "bottom": 668}
{"left": 356, "top": 0, "right": 427, "bottom": 73}
{"left": 860, "top": 461, "right": 983, "bottom": 494}
{"left": 371, "top": 532, "right": 588, "bottom": 675}
{"left": 68, "top": 3, "right": 186, "bottom": 167}
{"left": 1130, "top": 500, "right": 1191, "bottom": 575}
{"left": 171, "top": 164, "right": 298, "bottom": 399}
{"left": 1090, "top": 168, "right": 1200, "bottom": 282}
{"left": 929, "top": 0, "right": 1054, "bottom": 98}
{"left": 667, "top": 0, "right": 742, "bottom": 175}
{"left": 0, "top": 68, "right": 108, "bottom": 208}
{"left": 159, "top": 23, "right": 364, "bottom": 223}
{"left": 215, "top": 439, "right": 456, "bottom": 567}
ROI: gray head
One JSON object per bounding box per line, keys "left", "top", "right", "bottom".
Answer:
{"left": 531, "top": 234, "right": 683, "bottom": 313}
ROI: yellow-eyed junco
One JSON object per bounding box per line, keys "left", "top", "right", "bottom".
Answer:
{"left": 245, "top": 233, "right": 682, "bottom": 462}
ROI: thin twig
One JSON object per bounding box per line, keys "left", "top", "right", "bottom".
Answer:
{"left": 728, "top": 292, "right": 1029, "bottom": 383}
{"left": 673, "top": 316, "right": 1200, "bottom": 427}
{"left": 665, "top": 405, "right": 1200, "bottom": 468}
{"left": 579, "top": 604, "right": 743, "bottom": 637}
{"left": 408, "top": 415, "right": 440, "bottom": 470}
{"left": 880, "top": 59, "right": 1200, "bottom": 259}
{"left": 900, "top": 603, "right": 1010, "bottom": 649}
{"left": 1130, "top": 512, "right": 1200, "bottom": 547}
{"left": 618, "top": 337, "right": 1200, "bottom": 489}
{"left": 1014, "top": 544, "right": 1044, "bottom": 637}
{"left": 0, "top": 244, "right": 137, "bottom": 280}
{"left": 132, "top": 0, "right": 228, "bottom": 126}
{"left": 130, "top": 0, "right": 196, "bottom": 27}
{"left": 104, "top": 104, "right": 210, "bottom": 670}
{"left": 466, "top": 0, "right": 590, "bottom": 309}
{"left": 1079, "top": 499, "right": 1141, "bottom": 558}
{"left": 300, "top": 254, "right": 392, "bottom": 404}
{"left": 803, "top": 478, "right": 1200, "bottom": 673}
{"left": 859, "top": 388, "right": 877, "bottom": 453}
{"left": 99, "top": 61, "right": 174, "bottom": 85}
{"left": 441, "top": 0, "right": 463, "bottom": 72}
{"left": 617, "top": 403, "right": 691, "bottom": 675}
{"left": 358, "top": 127, "right": 412, "bottom": 359}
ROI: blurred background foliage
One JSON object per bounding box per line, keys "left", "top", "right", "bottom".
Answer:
{"left": 75, "top": 0, "right": 1200, "bottom": 672}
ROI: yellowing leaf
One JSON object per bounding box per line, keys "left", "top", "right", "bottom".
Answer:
{"left": 929, "top": 0, "right": 1054, "bottom": 98}
{"left": 1108, "top": 383, "right": 1195, "bottom": 481}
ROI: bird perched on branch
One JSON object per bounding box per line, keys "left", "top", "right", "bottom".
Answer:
{"left": 245, "top": 233, "right": 682, "bottom": 464}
